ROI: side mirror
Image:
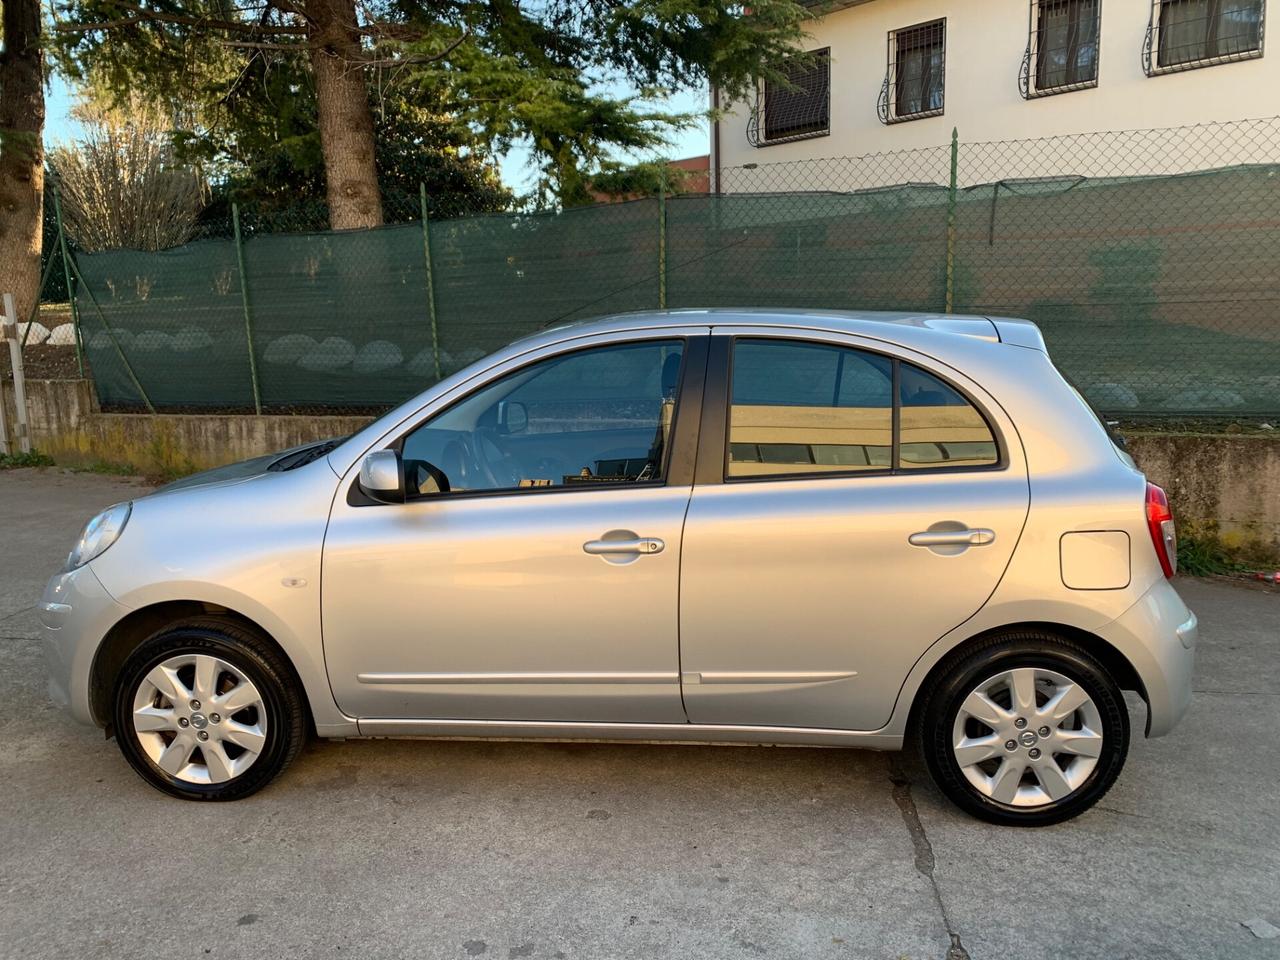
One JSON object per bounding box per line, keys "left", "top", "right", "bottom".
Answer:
{"left": 498, "top": 400, "right": 528, "bottom": 435}
{"left": 359, "top": 450, "right": 404, "bottom": 504}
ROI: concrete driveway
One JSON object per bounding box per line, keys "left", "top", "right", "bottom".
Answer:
{"left": 1, "top": 468, "right": 1278, "bottom": 960}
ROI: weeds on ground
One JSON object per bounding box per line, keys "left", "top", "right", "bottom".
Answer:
{"left": 0, "top": 449, "right": 55, "bottom": 469}
{"left": 74, "top": 459, "right": 140, "bottom": 477}
{"left": 1177, "top": 535, "right": 1249, "bottom": 577}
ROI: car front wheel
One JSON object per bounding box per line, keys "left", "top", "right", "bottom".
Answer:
{"left": 920, "top": 632, "right": 1130, "bottom": 826}
{"left": 113, "top": 619, "right": 306, "bottom": 800}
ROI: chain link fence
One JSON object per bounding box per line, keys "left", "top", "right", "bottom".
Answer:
{"left": 59, "top": 116, "right": 1280, "bottom": 416}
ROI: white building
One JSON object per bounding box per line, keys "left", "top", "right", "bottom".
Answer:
{"left": 711, "top": 0, "right": 1277, "bottom": 189}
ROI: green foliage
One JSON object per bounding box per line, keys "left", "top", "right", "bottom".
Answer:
{"left": 587, "top": 158, "right": 695, "bottom": 199}
{"left": 197, "top": 90, "right": 513, "bottom": 225}
{"left": 51, "top": 0, "right": 810, "bottom": 207}
{"left": 73, "top": 459, "right": 139, "bottom": 476}
{"left": 1176, "top": 533, "right": 1247, "bottom": 577}
{"left": 0, "top": 449, "right": 56, "bottom": 469}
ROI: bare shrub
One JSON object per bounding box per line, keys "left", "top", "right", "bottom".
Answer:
{"left": 49, "top": 96, "right": 207, "bottom": 252}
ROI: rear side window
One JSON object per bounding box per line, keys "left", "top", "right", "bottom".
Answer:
{"left": 727, "top": 338, "right": 998, "bottom": 479}
{"left": 898, "top": 363, "right": 999, "bottom": 469}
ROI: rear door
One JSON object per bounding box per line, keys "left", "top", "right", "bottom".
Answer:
{"left": 679, "top": 329, "right": 1029, "bottom": 731}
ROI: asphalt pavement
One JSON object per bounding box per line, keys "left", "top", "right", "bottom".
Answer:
{"left": 1, "top": 467, "right": 1278, "bottom": 960}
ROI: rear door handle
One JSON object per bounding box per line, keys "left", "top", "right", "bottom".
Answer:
{"left": 583, "top": 537, "right": 665, "bottom": 556}
{"left": 908, "top": 528, "right": 995, "bottom": 547}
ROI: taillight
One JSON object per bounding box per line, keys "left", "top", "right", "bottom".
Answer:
{"left": 1145, "top": 482, "right": 1177, "bottom": 579}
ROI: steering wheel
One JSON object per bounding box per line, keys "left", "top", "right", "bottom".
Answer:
{"left": 470, "top": 427, "right": 522, "bottom": 489}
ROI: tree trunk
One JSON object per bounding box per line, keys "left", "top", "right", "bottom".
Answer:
{"left": 307, "top": 0, "right": 383, "bottom": 230}
{"left": 0, "top": 0, "right": 45, "bottom": 324}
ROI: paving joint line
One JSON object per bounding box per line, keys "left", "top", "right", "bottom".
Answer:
{"left": 0, "top": 605, "right": 34, "bottom": 624}
{"left": 1192, "top": 688, "right": 1276, "bottom": 696}
{"left": 888, "top": 755, "right": 971, "bottom": 960}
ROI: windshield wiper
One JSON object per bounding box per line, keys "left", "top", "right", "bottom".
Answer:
{"left": 268, "top": 437, "right": 347, "bottom": 472}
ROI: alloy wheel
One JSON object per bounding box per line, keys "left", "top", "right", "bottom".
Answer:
{"left": 951, "top": 666, "right": 1104, "bottom": 807}
{"left": 130, "top": 653, "right": 268, "bottom": 785}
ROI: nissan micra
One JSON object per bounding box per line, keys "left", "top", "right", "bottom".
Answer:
{"left": 41, "top": 309, "right": 1196, "bottom": 825}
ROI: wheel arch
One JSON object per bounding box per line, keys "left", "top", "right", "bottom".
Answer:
{"left": 89, "top": 601, "right": 315, "bottom": 737}
{"left": 901, "top": 620, "right": 1147, "bottom": 739}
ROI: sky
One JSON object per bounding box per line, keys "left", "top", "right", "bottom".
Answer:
{"left": 44, "top": 73, "right": 714, "bottom": 195}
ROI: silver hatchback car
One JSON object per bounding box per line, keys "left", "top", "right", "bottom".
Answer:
{"left": 41, "top": 309, "right": 1196, "bottom": 825}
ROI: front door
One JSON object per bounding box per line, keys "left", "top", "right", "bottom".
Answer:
{"left": 679, "top": 331, "right": 1029, "bottom": 731}
{"left": 322, "top": 334, "right": 707, "bottom": 722}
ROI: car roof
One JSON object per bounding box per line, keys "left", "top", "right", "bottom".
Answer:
{"left": 524, "top": 308, "right": 1045, "bottom": 351}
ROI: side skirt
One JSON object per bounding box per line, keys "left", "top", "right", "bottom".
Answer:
{"left": 353, "top": 718, "right": 902, "bottom": 749}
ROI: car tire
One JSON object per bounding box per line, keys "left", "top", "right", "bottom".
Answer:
{"left": 112, "top": 618, "right": 306, "bottom": 801}
{"left": 919, "top": 631, "right": 1129, "bottom": 826}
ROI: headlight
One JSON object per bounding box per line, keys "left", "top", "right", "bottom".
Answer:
{"left": 65, "top": 502, "right": 132, "bottom": 571}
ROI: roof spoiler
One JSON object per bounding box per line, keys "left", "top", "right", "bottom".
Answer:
{"left": 986, "top": 316, "right": 1048, "bottom": 352}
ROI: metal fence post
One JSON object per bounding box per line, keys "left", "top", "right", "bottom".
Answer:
{"left": 658, "top": 170, "right": 668, "bottom": 309}
{"left": 63, "top": 251, "right": 156, "bottom": 413}
{"left": 19, "top": 250, "right": 59, "bottom": 348}
{"left": 420, "top": 182, "right": 443, "bottom": 382}
{"left": 232, "top": 203, "right": 263, "bottom": 414}
{"left": 944, "top": 127, "right": 959, "bottom": 314}
{"left": 52, "top": 187, "right": 86, "bottom": 376}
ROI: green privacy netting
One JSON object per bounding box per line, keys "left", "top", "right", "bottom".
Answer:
{"left": 73, "top": 162, "right": 1280, "bottom": 415}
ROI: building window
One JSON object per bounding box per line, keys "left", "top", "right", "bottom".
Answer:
{"left": 747, "top": 49, "right": 830, "bottom": 147}
{"left": 879, "top": 20, "right": 946, "bottom": 124}
{"left": 1020, "top": 0, "right": 1102, "bottom": 97}
{"left": 1144, "top": 0, "right": 1265, "bottom": 75}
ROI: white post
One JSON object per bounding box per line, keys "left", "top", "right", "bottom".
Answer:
{"left": 0, "top": 331, "right": 9, "bottom": 455}
{"left": 1, "top": 293, "right": 31, "bottom": 454}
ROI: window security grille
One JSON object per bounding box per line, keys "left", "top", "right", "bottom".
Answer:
{"left": 747, "top": 49, "right": 831, "bottom": 147}
{"left": 1143, "top": 0, "right": 1265, "bottom": 75}
{"left": 878, "top": 20, "right": 946, "bottom": 124}
{"left": 1019, "top": 0, "right": 1102, "bottom": 97}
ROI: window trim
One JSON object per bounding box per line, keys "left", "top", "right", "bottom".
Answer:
{"left": 348, "top": 335, "right": 708, "bottom": 506}
{"left": 710, "top": 334, "right": 1007, "bottom": 487}
{"left": 1143, "top": 0, "right": 1266, "bottom": 76}
{"left": 1020, "top": 0, "right": 1103, "bottom": 98}
{"left": 748, "top": 47, "right": 832, "bottom": 148}
{"left": 878, "top": 18, "right": 947, "bottom": 125}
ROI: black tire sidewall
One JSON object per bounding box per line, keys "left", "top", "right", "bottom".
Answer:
{"left": 923, "top": 641, "right": 1129, "bottom": 827}
{"left": 113, "top": 626, "right": 300, "bottom": 801}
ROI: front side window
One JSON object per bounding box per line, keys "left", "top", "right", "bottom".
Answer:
{"left": 1153, "top": 0, "right": 1264, "bottom": 70}
{"left": 881, "top": 19, "right": 946, "bottom": 123}
{"left": 759, "top": 48, "right": 831, "bottom": 144}
{"left": 726, "top": 338, "right": 998, "bottom": 480}
{"left": 401, "top": 340, "right": 684, "bottom": 496}
{"left": 1032, "top": 0, "right": 1101, "bottom": 93}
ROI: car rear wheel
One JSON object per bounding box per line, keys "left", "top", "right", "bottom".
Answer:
{"left": 113, "top": 619, "right": 306, "bottom": 800}
{"left": 920, "top": 632, "right": 1129, "bottom": 826}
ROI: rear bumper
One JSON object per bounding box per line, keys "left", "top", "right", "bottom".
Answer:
{"left": 1097, "top": 578, "right": 1196, "bottom": 738}
{"left": 40, "top": 564, "right": 129, "bottom": 727}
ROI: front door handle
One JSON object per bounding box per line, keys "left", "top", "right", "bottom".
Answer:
{"left": 908, "top": 528, "right": 996, "bottom": 547}
{"left": 583, "top": 537, "right": 665, "bottom": 556}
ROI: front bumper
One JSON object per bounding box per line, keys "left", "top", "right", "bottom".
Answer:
{"left": 1097, "top": 577, "right": 1196, "bottom": 738}
{"left": 39, "top": 565, "right": 130, "bottom": 727}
